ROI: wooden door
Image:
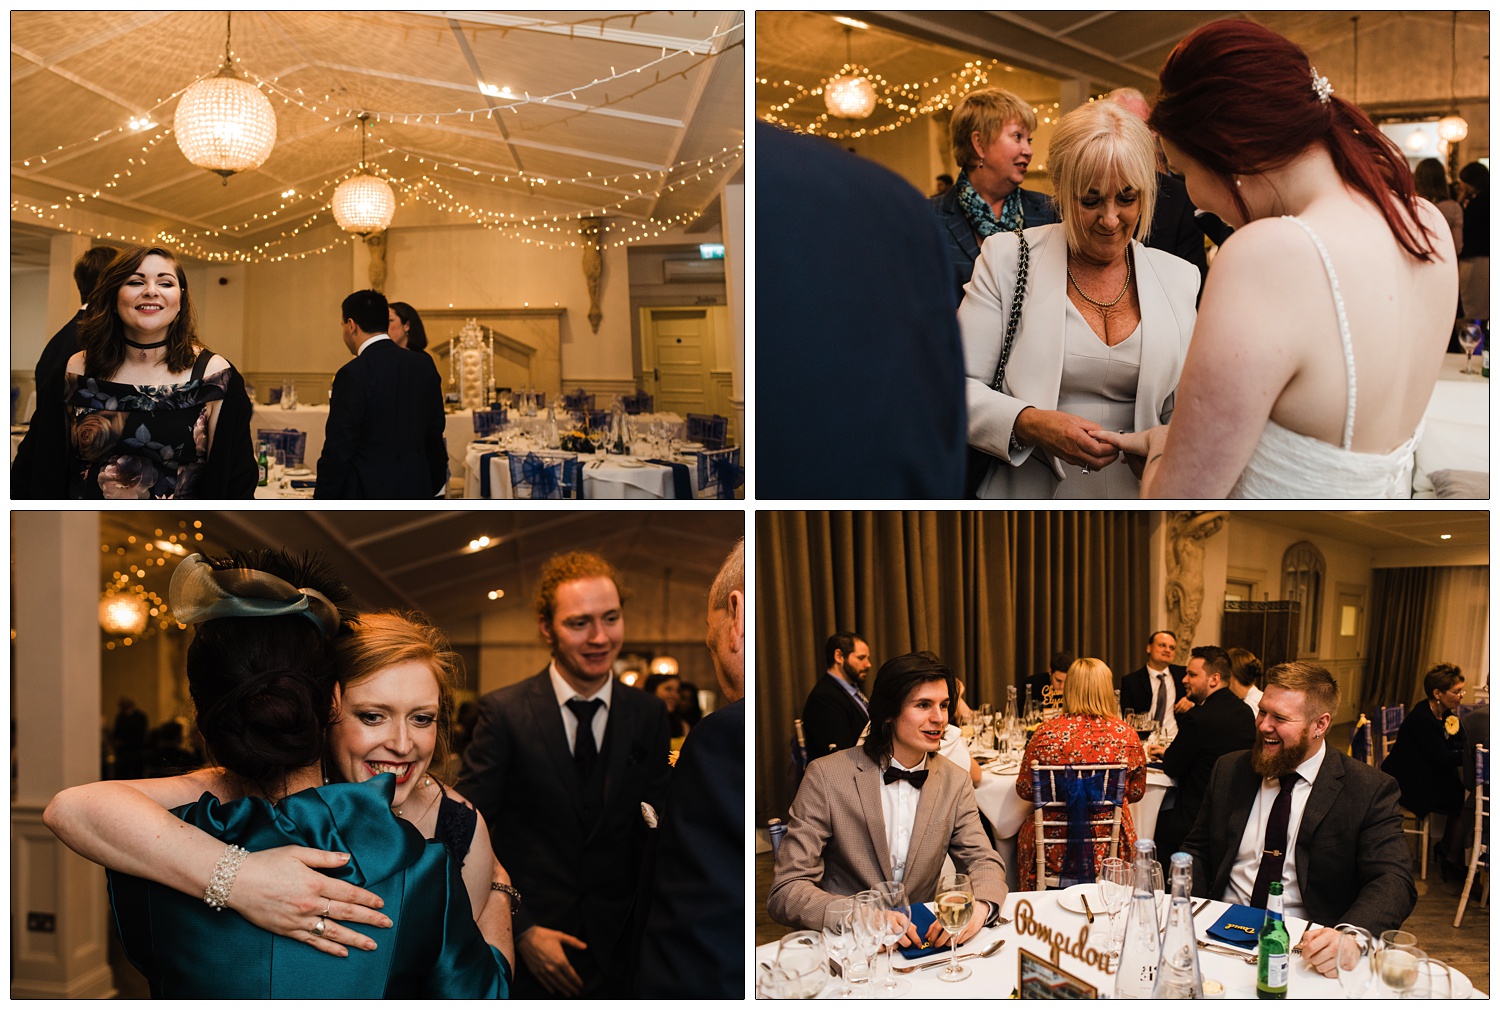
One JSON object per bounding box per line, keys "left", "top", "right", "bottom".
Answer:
{"left": 642, "top": 307, "right": 716, "bottom": 416}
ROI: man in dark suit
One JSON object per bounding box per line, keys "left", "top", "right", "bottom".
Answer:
{"left": 1150, "top": 645, "right": 1255, "bottom": 857}
{"left": 1182, "top": 661, "right": 1415, "bottom": 979}
{"left": 800, "top": 632, "right": 872, "bottom": 760}
{"left": 1023, "top": 651, "right": 1073, "bottom": 707}
{"left": 636, "top": 539, "right": 745, "bottom": 997}
{"left": 1120, "top": 630, "right": 1189, "bottom": 732}
{"left": 457, "top": 552, "right": 672, "bottom": 997}
{"left": 757, "top": 122, "right": 967, "bottom": 498}
{"left": 32, "top": 246, "right": 117, "bottom": 395}
{"left": 314, "top": 289, "right": 445, "bottom": 498}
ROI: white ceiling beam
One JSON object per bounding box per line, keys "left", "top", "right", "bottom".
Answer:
{"left": 1054, "top": 12, "right": 1120, "bottom": 38}
{"left": 10, "top": 14, "right": 172, "bottom": 83}
{"left": 12, "top": 44, "right": 154, "bottom": 117}
{"left": 403, "top": 11, "right": 720, "bottom": 54}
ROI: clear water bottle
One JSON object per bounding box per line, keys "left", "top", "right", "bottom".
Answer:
{"left": 1152, "top": 851, "right": 1203, "bottom": 998}
{"left": 1114, "top": 839, "right": 1162, "bottom": 999}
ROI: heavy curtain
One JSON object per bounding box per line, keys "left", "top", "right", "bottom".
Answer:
{"left": 1361, "top": 566, "right": 1438, "bottom": 712}
{"left": 755, "top": 510, "right": 1151, "bottom": 821}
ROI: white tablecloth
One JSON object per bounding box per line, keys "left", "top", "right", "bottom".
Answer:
{"left": 756, "top": 890, "right": 1481, "bottom": 999}
{"left": 251, "top": 404, "right": 486, "bottom": 485}
{"left": 974, "top": 762, "right": 1175, "bottom": 891}
{"left": 1413, "top": 352, "right": 1488, "bottom": 496}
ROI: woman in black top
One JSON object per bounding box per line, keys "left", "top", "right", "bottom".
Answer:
{"left": 13, "top": 245, "right": 256, "bottom": 498}
{"left": 1381, "top": 662, "right": 1468, "bottom": 874}
{"left": 1458, "top": 162, "right": 1489, "bottom": 319}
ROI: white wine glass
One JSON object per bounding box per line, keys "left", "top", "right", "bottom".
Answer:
{"left": 1098, "top": 857, "right": 1133, "bottom": 963}
{"left": 774, "top": 929, "right": 828, "bottom": 999}
{"left": 820, "top": 899, "right": 859, "bottom": 999}
{"left": 934, "top": 873, "right": 975, "bottom": 983}
{"left": 1334, "top": 924, "right": 1375, "bottom": 999}
{"left": 1376, "top": 945, "right": 1423, "bottom": 999}
{"left": 874, "top": 881, "right": 912, "bottom": 997}
{"left": 1404, "top": 956, "right": 1452, "bottom": 1000}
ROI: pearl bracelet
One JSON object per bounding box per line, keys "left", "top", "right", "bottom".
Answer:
{"left": 203, "top": 844, "right": 249, "bottom": 911}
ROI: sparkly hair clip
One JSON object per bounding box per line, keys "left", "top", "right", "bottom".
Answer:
{"left": 1310, "top": 67, "right": 1333, "bottom": 104}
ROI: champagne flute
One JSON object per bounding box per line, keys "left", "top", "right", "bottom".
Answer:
{"left": 849, "top": 891, "right": 882, "bottom": 990}
{"left": 821, "top": 900, "right": 859, "bottom": 999}
{"left": 873, "top": 881, "right": 912, "bottom": 997}
{"left": 1458, "top": 321, "right": 1484, "bottom": 374}
{"left": 1098, "top": 857, "right": 1133, "bottom": 964}
{"left": 934, "top": 873, "right": 975, "bottom": 982}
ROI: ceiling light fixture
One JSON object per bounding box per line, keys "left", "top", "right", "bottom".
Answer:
{"left": 331, "top": 113, "right": 395, "bottom": 236}
{"left": 467, "top": 535, "right": 493, "bottom": 552}
{"left": 487, "top": 589, "right": 506, "bottom": 600}
{"left": 824, "top": 27, "right": 876, "bottom": 120}
{"left": 832, "top": 16, "right": 869, "bottom": 30}
{"left": 1441, "top": 534, "right": 1453, "bottom": 540}
{"left": 174, "top": 13, "right": 278, "bottom": 184}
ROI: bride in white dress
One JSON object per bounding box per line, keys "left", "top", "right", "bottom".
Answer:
{"left": 1099, "top": 20, "right": 1457, "bottom": 498}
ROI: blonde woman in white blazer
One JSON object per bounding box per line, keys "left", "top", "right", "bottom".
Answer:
{"left": 962, "top": 101, "right": 1201, "bottom": 499}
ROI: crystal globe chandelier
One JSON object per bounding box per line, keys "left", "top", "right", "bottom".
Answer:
{"left": 332, "top": 114, "right": 396, "bottom": 236}
{"left": 824, "top": 27, "right": 877, "bottom": 120}
{"left": 174, "top": 14, "right": 277, "bottom": 183}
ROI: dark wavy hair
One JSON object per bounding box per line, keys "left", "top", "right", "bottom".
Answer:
{"left": 1422, "top": 662, "right": 1463, "bottom": 701}
{"left": 1150, "top": 19, "right": 1437, "bottom": 261}
{"left": 78, "top": 245, "right": 201, "bottom": 377}
{"left": 186, "top": 550, "right": 354, "bottom": 797}
{"left": 389, "top": 301, "right": 429, "bottom": 353}
{"left": 861, "top": 653, "right": 955, "bottom": 764}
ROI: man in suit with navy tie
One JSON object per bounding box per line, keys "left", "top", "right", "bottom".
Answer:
{"left": 315, "top": 288, "right": 445, "bottom": 498}
{"left": 457, "top": 552, "right": 672, "bottom": 997}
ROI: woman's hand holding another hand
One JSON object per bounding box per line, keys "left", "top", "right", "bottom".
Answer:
{"left": 1013, "top": 408, "right": 1120, "bottom": 470}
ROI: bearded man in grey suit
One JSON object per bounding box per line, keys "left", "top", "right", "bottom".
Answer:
{"left": 769, "top": 653, "right": 1006, "bottom": 949}
{"left": 1182, "top": 661, "right": 1415, "bottom": 980}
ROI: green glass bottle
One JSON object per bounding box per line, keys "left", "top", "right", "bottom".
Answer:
{"left": 1256, "top": 882, "right": 1289, "bottom": 999}
{"left": 256, "top": 443, "right": 269, "bottom": 487}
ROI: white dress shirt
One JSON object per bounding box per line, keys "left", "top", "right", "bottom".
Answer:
{"left": 356, "top": 332, "right": 391, "bottom": 355}
{"left": 1243, "top": 684, "right": 1264, "bottom": 715}
{"left": 1225, "top": 741, "right": 1328, "bottom": 921}
{"left": 1146, "top": 663, "right": 1179, "bottom": 736}
{"left": 879, "top": 754, "right": 929, "bottom": 885}
{"left": 549, "top": 662, "right": 612, "bottom": 754}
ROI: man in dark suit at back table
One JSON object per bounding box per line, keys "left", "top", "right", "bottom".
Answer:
{"left": 314, "top": 288, "right": 445, "bottom": 498}
{"left": 32, "top": 246, "right": 118, "bottom": 396}
{"left": 457, "top": 551, "right": 672, "bottom": 998}
{"left": 636, "top": 538, "right": 745, "bottom": 997}
{"left": 757, "top": 122, "right": 967, "bottom": 498}
{"left": 1149, "top": 645, "right": 1256, "bottom": 857}
{"left": 1120, "top": 630, "right": 1190, "bottom": 734}
{"left": 800, "top": 632, "right": 873, "bottom": 761}
{"left": 1182, "top": 661, "right": 1415, "bottom": 979}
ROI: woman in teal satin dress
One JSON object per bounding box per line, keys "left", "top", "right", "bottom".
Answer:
{"left": 45, "top": 550, "right": 510, "bottom": 998}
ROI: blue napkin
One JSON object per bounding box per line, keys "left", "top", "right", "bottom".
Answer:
{"left": 1206, "top": 903, "right": 1264, "bottom": 948}
{"left": 289, "top": 478, "right": 316, "bottom": 490}
{"left": 647, "top": 459, "right": 693, "bottom": 500}
{"left": 896, "top": 902, "right": 947, "bottom": 960}
{"left": 478, "top": 452, "right": 502, "bottom": 498}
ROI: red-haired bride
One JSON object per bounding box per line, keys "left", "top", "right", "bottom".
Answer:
{"left": 1101, "top": 20, "right": 1457, "bottom": 498}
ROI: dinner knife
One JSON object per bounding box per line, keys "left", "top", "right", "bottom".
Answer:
{"left": 1080, "top": 893, "right": 1095, "bottom": 923}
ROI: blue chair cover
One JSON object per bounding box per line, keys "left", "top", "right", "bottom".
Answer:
{"left": 647, "top": 459, "right": 693, "bottom": 500}
{"left": 1031, "top": 765, "right": 1129, "bottom": 888}
{"left": 1379, "top": 704, "right": 1405, "bottom": 736}
{"left": 585, "top": 409, "right": 610, "bottom": 432}
{"left": 1350, "top": 719, "right": 1372, "bottom": 763}
{"left": 562, "top": 389, "right": 594, "bottom": 413}
{"left": 695, "top": 447, "right": 743, "bottom": 499}
{"left": 686, "top": 412, "right": 728, "bottom": 450}
{"left": 509, "top": 453, "right": 563, "bottom": 499}
{"left": 622, "top": 391, "right": 653, "bottom": 414}
{"left": 473, "top": 409, "right": 507, "bottom": 437}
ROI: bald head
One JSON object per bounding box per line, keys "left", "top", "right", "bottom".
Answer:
{"left": 1105, "top": 87, "right": 1151, "bottom": 122}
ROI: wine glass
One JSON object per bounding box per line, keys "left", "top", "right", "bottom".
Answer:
{"left": 872, "top": 881, "right": 912, "bottom": 997}
{"left": 1457, "top": 321, "right": 1484, "bottom": 374}
{"left": 1375, "top": 945, "right": 1423, "bottom": 999}
{"left": 849, "top": 891, "right": 882, "bottom": 989}
{"left": 1404, "top": 956, "right": 1452, "bottom": 1000}
{"left": 821, "top": 899, "right": 860, "bottom": 999}
{"left": 934, "top": 873, "right": 975, "bottom": 982}
{"left": 775, "top": 929, "right": 829, "bottom": 999}
{"left": 1334, "top": 924, "right": 1375, "bottom": 999}
{"left": 1098, "top": 857, "right": 1133, "bottom": 964}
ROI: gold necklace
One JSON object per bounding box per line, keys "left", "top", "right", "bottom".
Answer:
{"left": 1067, "top": 252, "right": 1133, "bottom": 315}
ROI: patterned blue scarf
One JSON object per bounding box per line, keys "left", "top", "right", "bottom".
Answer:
{"left": 956, "top": 169, "right": 1025, "bottom": 239}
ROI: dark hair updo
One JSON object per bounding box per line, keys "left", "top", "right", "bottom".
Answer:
{"left": 1150, "top": 19, "right": 1437, "bottom": 262}
{"left": 186, "top": 550, "right": 354, "bottom": 795}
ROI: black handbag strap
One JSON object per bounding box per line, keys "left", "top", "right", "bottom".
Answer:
{"left": 987, "top": 226, "right": 1030, "bottom": 392}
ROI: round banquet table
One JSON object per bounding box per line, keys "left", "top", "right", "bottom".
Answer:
{"left": 250, "top": 404, "right": 482, "bottom": 483}
{"left": 462, "top": 443, "right": 684, "bottom": 499}
{"left": 973, "top": 759, "right": 1176, "bottom": 891}
{"left": 756, "top": 890, "right": 1485, "bottom": 998}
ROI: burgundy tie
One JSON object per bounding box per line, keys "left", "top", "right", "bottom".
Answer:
{"left": 1250, "top": 773, "right": 1300, "bottom": 909}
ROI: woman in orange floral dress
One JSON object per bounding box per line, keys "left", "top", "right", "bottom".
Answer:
{"left": 1016, "top": 658, "right": 1146, "bottom": 890}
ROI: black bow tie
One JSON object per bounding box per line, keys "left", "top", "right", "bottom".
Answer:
{"left": 883, "top": 766, "right": 929, "bottom": 788}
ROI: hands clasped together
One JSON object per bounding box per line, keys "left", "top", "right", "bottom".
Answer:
{"left": 886, "top": 901, "right": 987, "bottom": 951}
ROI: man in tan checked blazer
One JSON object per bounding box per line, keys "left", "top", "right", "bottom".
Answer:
{"left": 769, "top": 653, "right": 1007, "bottom": 943}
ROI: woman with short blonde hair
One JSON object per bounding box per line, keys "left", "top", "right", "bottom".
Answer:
{"left": 1016, "top": 657, "right": 1147, "bottom": 890}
